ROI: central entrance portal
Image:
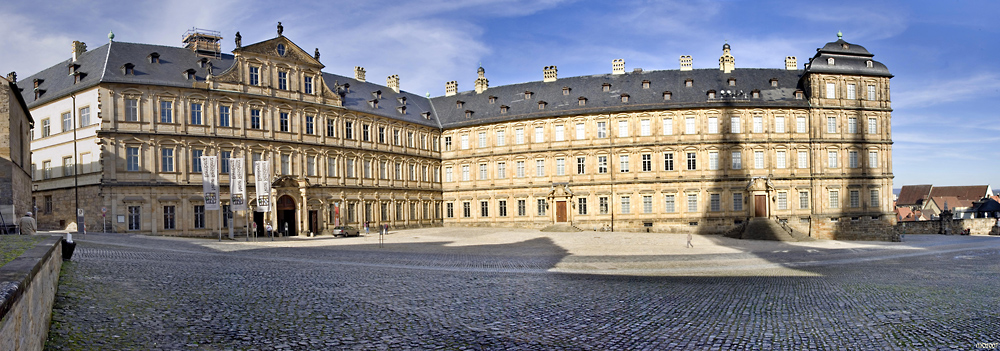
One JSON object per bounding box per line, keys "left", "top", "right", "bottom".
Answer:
{"left": 276, "top": 195, "right": 297, "bottom": 236}
{"left": 556, "top": 201, "right": 567, "bottom": 222}
{"left": 754, "top": 195, "right": 767, "bottom": 217}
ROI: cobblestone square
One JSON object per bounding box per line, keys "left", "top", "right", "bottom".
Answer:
{"left": 44, "top": 229, "right": 1000, "bottom": 350}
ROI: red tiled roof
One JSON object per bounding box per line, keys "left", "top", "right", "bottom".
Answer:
{"left": 896, "top": 185, "right": 933, "bottom": 206}
{"left": 929, "top": 185, "right": 990, "bottom": 201}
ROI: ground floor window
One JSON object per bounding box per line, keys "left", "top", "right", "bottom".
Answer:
{"left": 164, "top": 205, "right": 176, "bottom": 230}
{"left": 578, "top": 198, "right": 587, "bottom": 215}
{"left": 599, "top": 196, "right": 609, "bottom": 214}
{"left": 44, "top": 195, "right": 53, "bottom": 214}
{"left": 347, "top": 203, "right": 356, "bottom": 223}
{"left": 537, "top": 199, "right": 547, "bottom": 216}
{"left": 128, "top": 206, "right": 141, "bottom": 231}
{"left": 463, "top": 202, "right": 471, "bottom": 218}
{"left": 620, "top": 196, "right": 630, "bottom": 214}
{"left": 222, "top": 205, "right": 231, "bottom": 228}
{"left": 733, "top": 193, "right": 743, "bottom": 211}
{"left": 194, "top": 205, "right": 205, "bottom": 229}
{"left": 480, "top": 201, "right": 489, "bottom": 217}
{"left": 499, "top": 200, "right": 508, "bottom": 217}
{"left": 517, "top": 199, "right": 526, "bottom": 216}
{"left": 446, "top": 203, "right": 454, "bottom": 218}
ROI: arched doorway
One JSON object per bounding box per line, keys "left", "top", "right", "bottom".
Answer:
{"left": 276, "top": 195, "right": 297, "bottom": 236}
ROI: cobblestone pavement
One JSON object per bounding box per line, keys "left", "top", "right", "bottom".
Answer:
{"left": 43, "top": 230, "right": 1000, "bottom": 350}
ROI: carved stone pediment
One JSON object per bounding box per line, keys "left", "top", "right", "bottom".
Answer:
{"left": 548, "top": 183, "right": 574, "bottom": 198}
{"left": 746, "top": 177, "right": 774, "bottom": 192}
{"left": 234, "top": 36, "right": 324, "bottom": 69}
{"left": 273, "top": 175, "right": 300, "bottom": 188}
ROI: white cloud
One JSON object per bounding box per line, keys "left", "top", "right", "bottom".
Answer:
{"left": 893, "top": 74, "right": 1000, "bottom": 109}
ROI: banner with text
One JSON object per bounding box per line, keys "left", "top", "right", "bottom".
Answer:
{"left": 200, "top": 156, "right": 220, "bottom": 210}
{"left": 254, "top": 160, "right": 271, "bottom": 212}
{"left": 230, "top": 158, "right": 247, "bottom": 211}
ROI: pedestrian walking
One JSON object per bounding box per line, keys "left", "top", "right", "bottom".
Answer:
{"left": 365, "top": 221, "right": 370, "bottom": 235}
{"left": 266, "top": 223, "right": 273, "bottom": 239}
{"left": 18, "top": 212, "right": 36, "bottom": 236}
{"left": 686, "top": 233, "right": 693, "bottom": 248}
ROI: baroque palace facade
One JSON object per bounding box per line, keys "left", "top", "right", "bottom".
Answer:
{"left": 18, "top": 25, "right": 894, "bottom": 239}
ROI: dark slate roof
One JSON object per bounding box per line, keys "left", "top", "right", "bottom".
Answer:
{"left": 430, "top": 68, "right": 808, "bottom": 129}
{"left": 805, "top": 39, "right": 892, "bottom": 78}
{"left": 323, "top": 73, "right": 440, "bottom": 129}
{"left": 101, "top": 41, "right": 236, "bottom": 87}
{"left": 17, "top": 43, "right": 112, "bottom": 108}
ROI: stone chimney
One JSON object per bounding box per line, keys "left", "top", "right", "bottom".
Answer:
{"left": 474, "top": 67, "right": 488, "bottom": 94}
{"left": 354, "top": 67, "right": 366, "bottom": 82}
{"left": 785, "top": 56, "right": 797, "bottom": 70}
{"left": 612, "top": 59, "right": 625, "bottom": 75}
{"left": 387, "top": 74, "right": 399, "bottom": 93}
{"left": 543, "top": 66, "right": 557, "bottom": 82}
{"left": 72, "top": 41, "right": 87, "bottom": 61}
{"left": 445, "top": 81, "right": 458, "bottom": 96}
{"left": 679, "top": 55, "right": 693, "bottom": 71}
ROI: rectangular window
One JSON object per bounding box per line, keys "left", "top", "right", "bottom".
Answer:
{"left": 536, "top": 159, "right": 545, "bottom": 177}
{"left": 733, "top": 193, "right": 743, "bottom": 211}
{"left": 499, "top": 200, "right": 508, "bottom": 217}
{"left": 344, "top": 121, "right": 354, "bottom": 139}
{"left": 848, "top": 117, "right": 857, "bottom": 134}
{"left": 708, "top": 151, "right": 719, "bottom": 170}
{"left": 555, "top": 125, "right": 565, "bottom": 141}
{"left": 537, "top": 199, "right": 547, "bottom": 216}
{"left": 463, "top": 202, "right": 471, "bottom": 218}
{"left": 445, "top": 167, "right": 453, "bottom": 182}
{"left": 128, "top": 206, "right": 141, "bottom": 230}
{"left": 362, "top": 124, "right": 370, "bottom": 141}
{"left": 620, "top": 196, "right": 630, "bottom": 214}
{"left": 685, "top": 117, "right": 696, "bottom": 134}
{"left": 496, "top": 130, "right": 506, "bottom": 146}
{"left": 847, "top": 83, "right": 856, "bottom": 99}
{"left": 160, "top": 101, "right": 173, "bottom": 123}
{"left": 516, "top": 161, "right": 525, "bottom": 178}
{"left": 378, "top": 127, "right": 386, "bottom": 143}
{"left": 849, "top": 150, "right": 859, "bottom": 168}
{"left": 478, "top": 132, "right": 487, "bottom": 148}
{"left": 754, "top": 151, "right": 764, "bottom": 169}
{"left": 827, "top": 117, "right": 837, "bottom": 133}
{"left": 662, "top": 118, "right": 673, "bottom": 135}
{"left": 250, "top": 109, "right": 261, "bottom": 129}
{"left": 556, "top": 158, "right": 565, "bottom": 175}
{"left": 194, "top": 205, "right": 205, "bottom": 229}
{"left": 127, "top": 147, "right": 140, "bottom": 171}
{"left": 730, "top": 117, "right": 741, "bottom": 133}
{"left": 828, "top": 151, "right": 838, "bottom": 168}
{"left": 281, "top": 154, "right": 291, "bottom": 175}
{"left": 826, "top": 82, "right": 836, "bottom": 99}
{"left": 327, "top": 118, "right": 336, "bottom": 137}
{"left": 535, "top": 126, "right": 545, "bottom": 143}
{"left": 599, "top": 196, "right": 609, "bottom": 214}
{"left": 61, "top": 112, "right": 72, "bottom": 132}
{"left": 444, "top": 136, "right": 452, "bottom": 151}
{"left": 462, "top": 165, "right": 470, "bottom": 181}
{"left": 731, "top": 151, "right": 742, "bottom": 170}
{"left": 304, "top": 76, "right": 313, "bottom": 94}
{"left": 190, "top": 103, "right": 202, "bottom": 125}
{"left": 870, "top": 190, "right": 880, "bottom": 208}
{"left": 327, "top": 157, "right": 338, "bottom": 177}
{"left": 597, "top": 122, "right": 607, "bottom": 138}
{"left": 868, "top": 151, "right": 878, "bottom": 168}
{"left": 617, "top": 120, "right": 628, "bottom": 137}
{"left": 191, "top": 149, "right": 203, "bottom": 173}
{"left": 640, "top": 119, "right": 651, "bottom": 136}
{"left": 868, "top": 118, "right": 877, "bottom": 134}
{"left": 707, "top": 117, "right": 718, "bottom": 134}
{"left": 598, "top": 156, "right": 608, "bottom": 174}
{"left": 518, "top": 199, "right": 526, "bottom": 216}
{"left": 776, "top": 150, "right": 787, "bottom": 169}
{"left": 619, "top": 155, "right": 629, "bottom": 173}
{"left": 479, "top": 163, "right": 488, "bottom": 180}
{"left": 664, "top": 195, "right": 675, "bottom": 212}
{"left": 461, "top": 134, "right": 469, "bottom": 149}
{"left": 249, "top": 66, "right": 259, "bottom": 85}
{"left": 641, "top": 154, "right": 652, "bottom": 172}
{"left": 664, "top": 153, "right": 674, "bottom": 171}
{"left": 163, "top": 205, "right": 176, "bottom": 230}
{"left": 481, "top": 201, "right": 489, "bottom": 217}
{"left": 125, "top": 98, "right": 139, "bottom": 122}
{"left": 800, "top": 191, "right": 810, "bottom": 209}
{"left": 220, "top": 151, "right": 231, "bottom": 174}
{"left": 710, "top": 193, "right": 721, "bottom": 212}
{"left": 687, "top": 194, "right": 698, "bottom": 212}
{"left": 798, "top": 150, "right": 808, "bottom": 169}
{"left": 497, "top": 162, "right": 506, "bottom": 179}
{"left": 576, "top": 157, "right": 586, "bottom": 174}
{"left": 277, "top": 71, "right": 288, "bottom": 90}
{"left": 576, "top": 123, "right": 586, "bottom": 139}
{"left": 643, "top": 195, "right": 653, "bottom": 213}
{"left": 850, "top": 190, "right": 860, "bottom": 208}
{"left": 578, "top": 198, "right": 588, "bottom": 215}
{"left": 63, "top": 156, "right": 74, "bottom": 177}
{"left": 829, "top": 190, "right": 839, "bottom": 209}
{"left": 686, "top": 152, "right": 696, "bottom": 170}
{"left": 868, "top": 84, "right": 876, "bottom": 100}
{"left": 305, "top": 116, "right": 314, "bottom": 135}
{"left": 307, "top": 156, "right": 316, "bottom": 176}
{"left": 43, "top": 161, "right": 51, "bottom": 179}
{"left": 346, "top": 159, "right": 355, "bottom": 178}
{"left": 219, "top": 106, "right": 231, "bottom": 127}
{"left": 161, "top": 148, "right": 174, "bottom": 172}
{"left": 777, "top": 192, "right": 788, "bottom": 210}
{"left": 393, "top": 130, "right": 400, "bottom": 145}
{"left": 79, "top": 106, "right": 91, "bottom": 126}
{"left": 775, "top": 116, "right": 785, "bottom": 133}
{"left": 515, "top": 128, "right": 525, "bottom": 144}
{"left": 446, "top": 203, "right": 454, "bottom": 218}
{"left": 796, "top": 116, "right": 806, "bottom": 133}
{"left": 753, "top": 116, "right": 763, "bottom": 133}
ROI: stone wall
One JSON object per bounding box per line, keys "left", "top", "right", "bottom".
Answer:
{"left": 810, "top": 215, "right": 898, "bottom": 241}
{"left": 0, "top": 236, "right": 63, "bottom": 351}
{"left": 895, "top": 218, "right": 999, "bottom": 236}
{"left": 33, "top": 185, "right": 100, "bottom": 231}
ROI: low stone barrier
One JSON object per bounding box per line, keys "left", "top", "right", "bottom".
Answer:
{"left": 0, "top": 236, "right": 63, "bottom": 351}
{"left": 897, "top": 217, "right": 999, "bottom": 235}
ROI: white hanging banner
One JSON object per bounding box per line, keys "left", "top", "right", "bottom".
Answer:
{"left": 230, "top": 158, "right": 247, "bottom": 211}
{"left": 254, "top": 160, "right": 271, "bottom": 212}
{"left": 201, "top": 156, "right": 220, "bottom": 210}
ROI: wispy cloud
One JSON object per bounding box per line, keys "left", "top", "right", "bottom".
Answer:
{"left": 893, "top": 73, "right": 1000, "bottom": 109}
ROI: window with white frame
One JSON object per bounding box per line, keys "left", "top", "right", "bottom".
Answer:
{"left": 478, "top": 132, "right": 487, "bottom": 148}
{"left": 848, "top": 117, "right": 858, "bottom": 134}
{"left": 829, "top": 189, "right": 839, "bottom": 208}
{"left": 496, "top": 130, "right": 506, "bottom": 146}
{"left": 641, "top": 119, "right": 651, "bottom": 136}
{"left": 827, "top": 117, "right": 837, "bottom": 133}
{"left": 619, "top": 155, "right": 629, "bottom": 172}
{"left": 516, "top": 161, "right": 525, "bottom": 178}
{"left": 535, "top": 159, "right": 545, "bottom": 176}
{"left": 777, "top": 192, "right": 787, "bottom": 210}
{"left": 515, "top": 128, "right": 525, "bottom": 144}
{"left": 161, "top": 148, "right": 174, "bottom": 172}
{"left": 870, "top": 189, "right": 880, "bottom": 207}
{"left": 730, "top": 116, "right": 741, "bottom": 133}
{"left": 598, "top": 156, "right": 608, "bottom": 174}
{"left": 538, "top": 199, "right": 547, "bottom": 216}
{"left": 664, "top": 194, "right": 675, "bottom": 212}
{"left": 708, "top": 117, "right": 718, "bottom": 134}
{"left": 643, "top": 195, "right": 653, "bottom": 213}
{"left": 556, "top": 158, "right": 565, "bottom": 175}
{"left": 534, "top": 126, "right": 544, "bottom": 143}
{"left": 497, "top": 162, "right": 506, "bottom": 179}
{"left": 479, "top": 163, "right": 488, "bottom": 180}
{"left": 754, "top": 151, "right": 764, "bottom": 169}
{"left": 685, "top": 117, "right": 696, "bottom": 134}
{"left": 847, "top": 83, "right": 856, "bottom": 99}
{"left": 460, "top": 134, "right": 469, "bottom": 149}
{"left": 445, "top": 166, "right": 453, "bottom": 182}
{"left": 826, "top": 82, "right": 836, "bottom": 99}
{"left": 578, "top": 198, "right": 587, "bottom": 215}
{"left": 641, "top": 153, "right": 652, "bottom": 172}
{"left": 327, "top": 157, "right": 338, "bottom": 177}
{"left": 127, "top": 146, "right": 141, "bottom": 171}
{"left": 281, "top": 154, "right": 291, "bottom": 175}
{"left": 191, "top": 149, "right": 203, "bottom": 173}
{"left": 733, "top": 193, "right": 743, "bottom": 211}
{"left": 710, "top": 193, "right": 721, "bottom": 212}
{"left": 160, "top": 101, "right": 173, "bottom": 123}
{"left": 620, "top": 196, "right": 630, "bottom": 214}
{"left": 868, "top": 151, "right": 878, "bottom": 168}
{"left": 798, "top": 150, "right": 808, "bottom": 168}
{"left": 753, "top": 116, "right": 763, "bottom": 133}
{"left": 776, "top": 150, "right": 786, "bottom": 169}
{"left": 576, "top": 156, "right": 586, "bottom": 174}
{"left": 708, "top": 151, "right": 719, "bottom": 170}
{"left": 828, "top": 151, "right": 838, "bottom": 168}
{"left": 868, "top": 118, "right": 877, "bottom": 134}
{"left": 796, "top": 116, "right": 806, "bottom": 133}
{"left": 597, "top": 121, "right": 607, "bottom": 138}
{"left": 731, "top": 151, "right": 742, "bottom": 170}
{"left": 125, "top": 98, "right": 139, "bottom": 122}
{"left": 662, "top": 118, "right": 673, "bottom": 135}
{"left": 867, "top": 84, "right": 876, "bottom": 100}
{"left": 664, "top": 152, "right": 674, "bottom": 171}
{"left": 687, "top": 194, "right": 698, "bottom": 212}
{"left": 461, "top": 165, "right": 470, "bottom": 181}
{"left": 850, "top": 190, "right": 860, "bottom": 208}
{"left": 618, "top": 120, "right": 629, "bottom": 137}
{"left": 307, "top": 156, "right": 316, "bottom": 176}
{"left": 799, "top": 191, "right": 810, "bottom": 209}
{"left": 576, "top": 123, "right": 585, "bottom": 139}
{"left": 554, "top": 125, "right": 564, "bottom": 141}
{"left": 686, "top": 152, "right": 697, "bottom": 170}
{"left": 849, "top": 150, "right": 859, "bottom": 168}
{"left": 775, "top": 116, "right": 785, "bottom": 133}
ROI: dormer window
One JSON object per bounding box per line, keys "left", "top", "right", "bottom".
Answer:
{"left": 685, "top": 79, "right": 693, "bottom": 87}
{"left": 456, "top": 101, "right": 464, "bottom": 109}
{"left": 524, "top": 91, "right": 533, "bottom": 99}
{"left": 866, "top": 60, "right": 873, "bottom": 68}
{"left": 500, "top": 105, "right": 509, "bottom": 114}
{"left": 396, "top": 106, "right": 407, "bottom": 115}
{"left": 183, "top": 69, "right": 196, "bottom": 80}
{"left": 68, "top": 63, "right": 80, "bottom": 75}
{"left": 538, "top": 101, "right": 547, "bottom": 110}
{"left": 421, "top": 112, "right": 431, "bottom": 120}
{"left": 578, "top": 97, "right": 587, "bottom": 106}
{"left": 842, "top": 43, "right": 849, "bottom": 50}
{"left": 465, "top": 110, "right": 474, "bottom": 118}
{"left": 369, "top": 99, "right": 379, "bottom": 108}
{"left": 752, "top": 89, "right": 760, "bottom": 99}
{"left": 620, "top": 94, "right": 629, "bottom": 103}
{"left": 199, "top": 58, "right": 210, "bottom": 68}
{"left": 770, "top": 78, "right": 779, "bottom": 87}
{"left": 707, "top": 90, "right": 716, "bottom": 99}
{"left": 663, "top": 91, "right": 672, "bottom": 101}
{"left": 73, "top": 72, "right": 87, "bottom": 84}
{"left": 602, "top": 83, "right": 611, "bottom": 92}
{"left": 827, "top": 57, "right": 835, "bottom": 65}
{"left": 728, "top": 78, "right": 736, "bottom": 86}
{"left": 122, "top": 63, "right": 135, "bottom": 75}
{"left": 372, "top": 90, "right": 381, "bottom": 99}
{"left": 562, "top": 87, "right": 571, "bottom": 95}
{"left": 397, "top": 96, "right": 407, "bottom": 105}
{"left": 642, "top": 80, "right": 650, "bottom": 89}
{"left": 795, "top": 90, "right": 804, "bottom": 99}
{"left": 488, "top": 96, "right": 497, "bottom": 104}
{"left": 148, "top": 52, "right": 160, "bottom": 64}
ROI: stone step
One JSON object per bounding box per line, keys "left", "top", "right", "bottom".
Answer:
{"left": 540, "top": 224, "right": 583, "bottom": 232}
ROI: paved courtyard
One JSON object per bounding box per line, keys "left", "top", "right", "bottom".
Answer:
{"left": 43, "top": 228, "right": 1000, "bottom": 350}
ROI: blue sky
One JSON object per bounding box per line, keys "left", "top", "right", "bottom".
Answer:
{"left": 2, "top": 0, "right": 998, "bottom": 190}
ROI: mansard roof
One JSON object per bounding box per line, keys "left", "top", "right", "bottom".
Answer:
{"left": 806, "top": 39, "right": 892, "bottom": 78}
{"left": 431, "top": 68, "right": 808, "bottom": 129}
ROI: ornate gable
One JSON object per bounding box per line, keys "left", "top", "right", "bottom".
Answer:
{"left": 234, "top": 36, "right": 324, "bottom": 69}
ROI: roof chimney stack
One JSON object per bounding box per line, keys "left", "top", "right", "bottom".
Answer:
{"left": 474, "top": 67, "right": 488, "bottom": 94}
{"left": 354, "top": 66, "right": 366, "bottom": 82}
{"left": 785, "top": 56, "right": 797, "bottom": 70}
{"left": 543, "top": 66, "right": 557, "bottom": 82}
{"left": 445, "top": 81, "right": 458, "bottom": 96}
{"left": 72, "top": 41, "right": 87, "bottom": 61}
{"left": 387, "top": 75, "right": 400, "bottom": 93}
{"left": 612, "top": 59, "right": 625, "bottom": 75}
{"left": 679, "top": 55, "right": 693, "bottom": 71}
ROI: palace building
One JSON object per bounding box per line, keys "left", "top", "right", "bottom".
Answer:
{"left": 18, "top": 25, "right": 895, "bottom": 240}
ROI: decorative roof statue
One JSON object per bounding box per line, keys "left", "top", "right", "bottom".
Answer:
{"left": 277, "top": 22, "right": 283, "bottom": 37}
{"left": 314, "top": 48, "right": 320, "bottom": 60}
{"left": 235, "top": 31, "right": 242, "bottom": 48}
